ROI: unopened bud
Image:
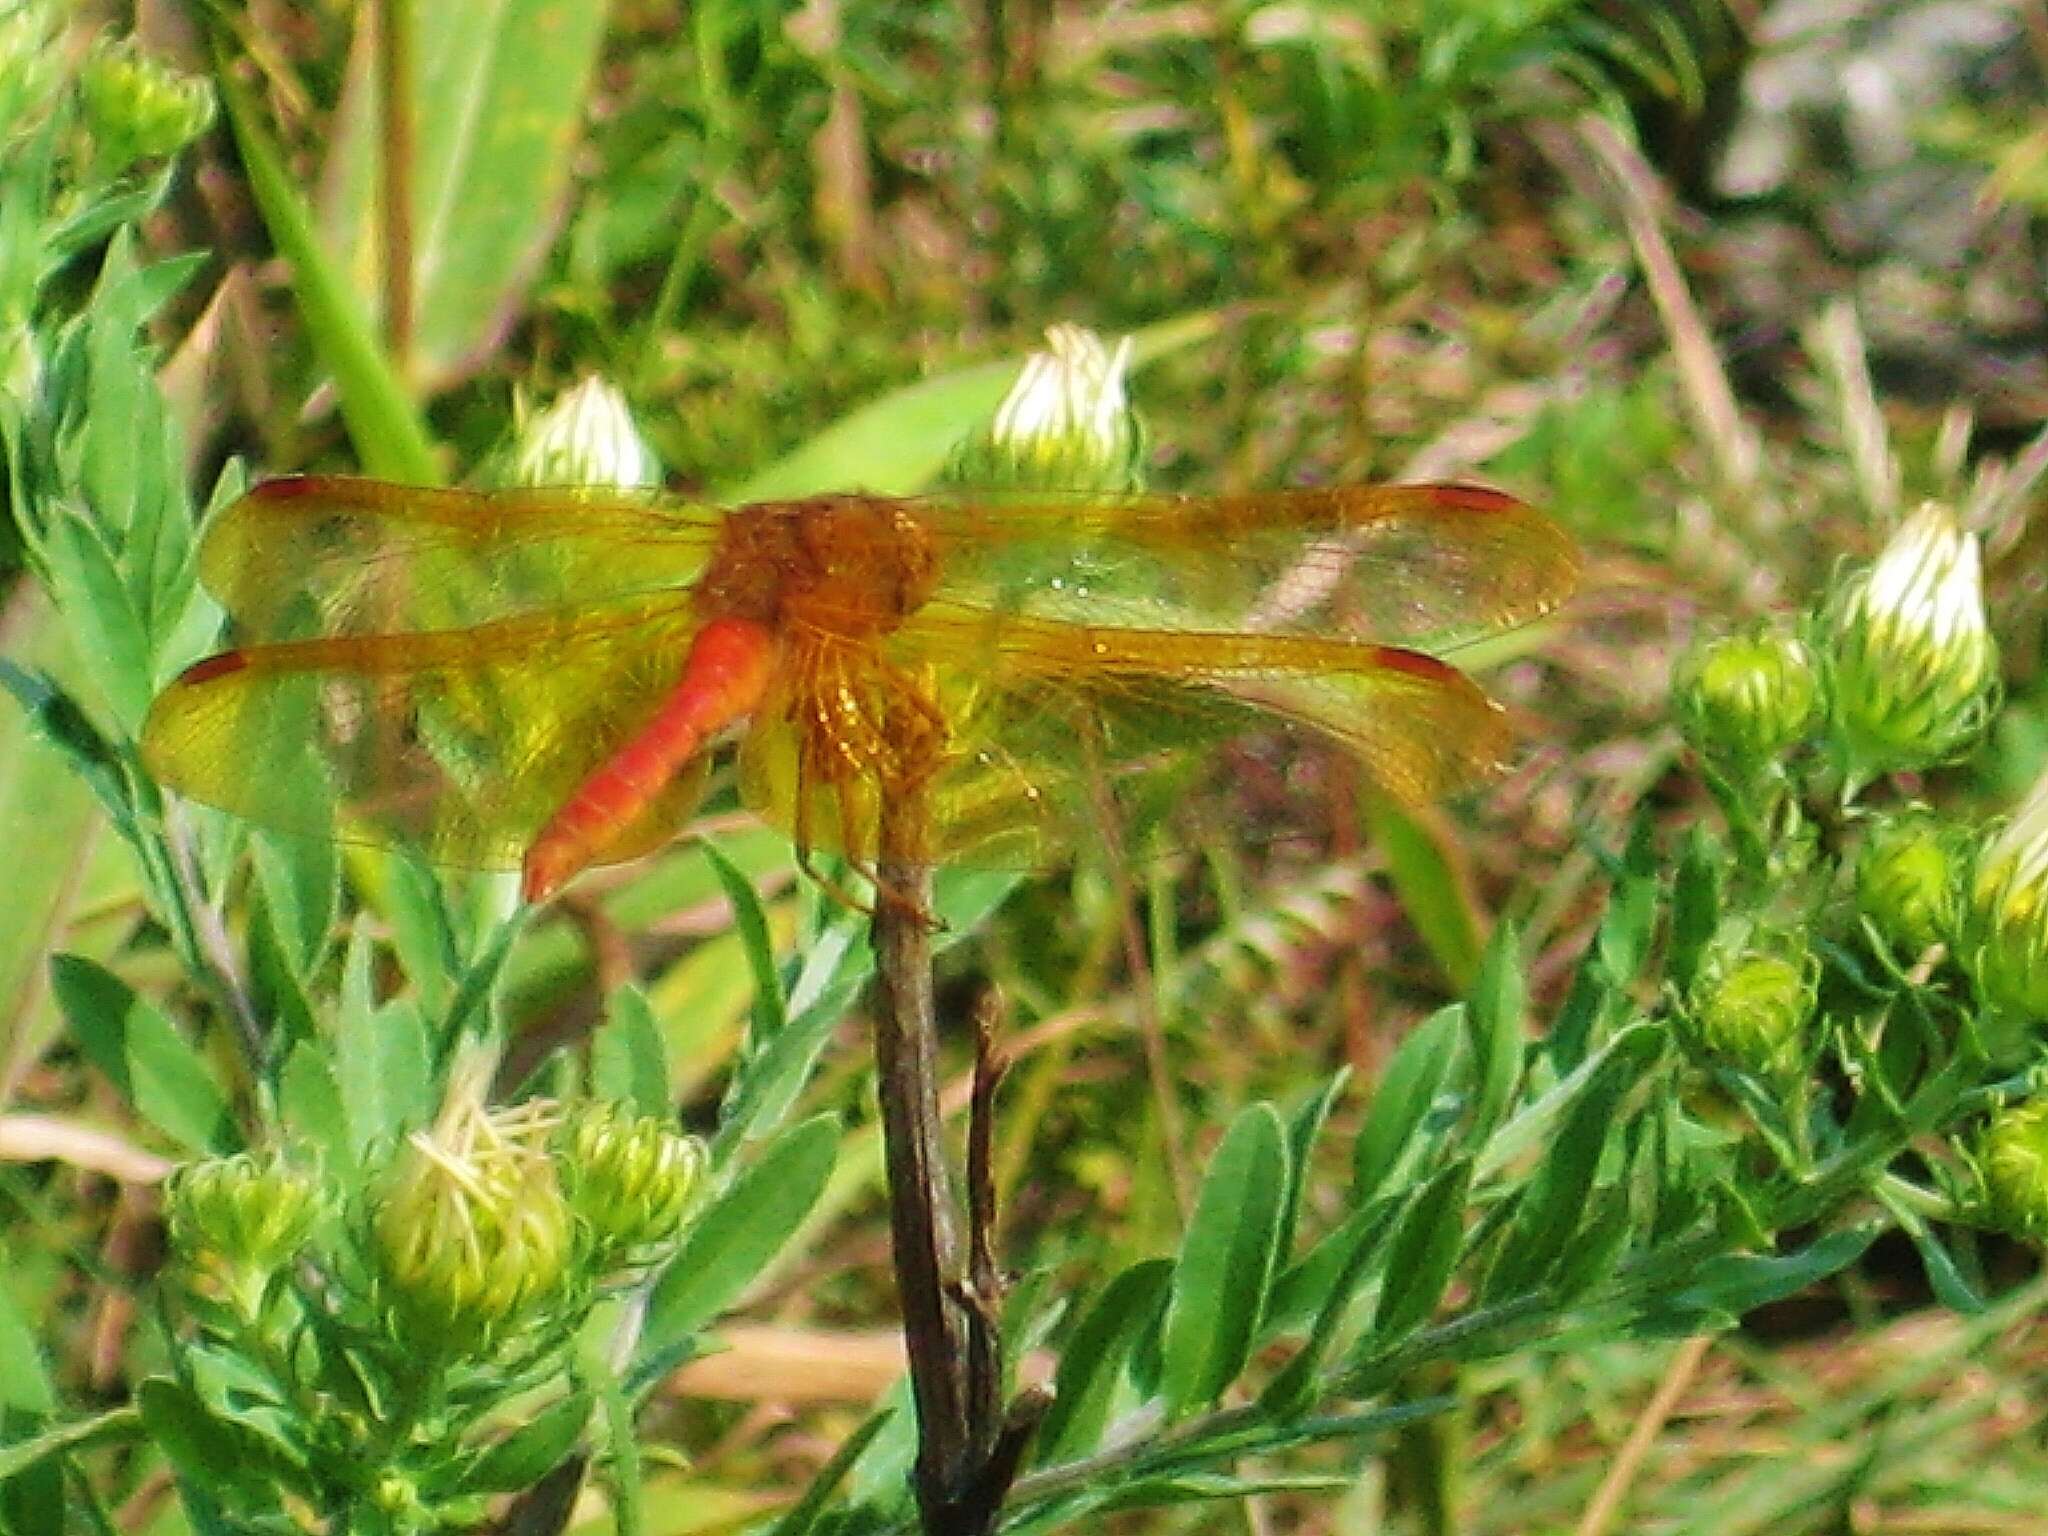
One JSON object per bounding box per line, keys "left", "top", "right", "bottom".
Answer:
{"left": 1685, "top": 934, "right": 1816, "bottom": 1077}
{"left": 79, "top": 38, "right": 213, "bottom": 170}
{"left": 947, "top": 323, "right": 1145, "bottom": 492}
{"left": 370, "top": 1102, "right": 572, "bottom": 1355}
{"left": 1980, "top": 1097, "right": 2048, "bottom": 1241}
{"left": 509, "top": 376, "right": 661, "bottom": 489}
{"left": 1675, "top": 627, "right": 1819, "bottom": 772}
{"left": 1824, "top": 503, "right": 1996, "bottom": 779}
{"left": 1855, "top": 811, "right": 1959, "bottom": 957}
{"left": 561, "top": 1103, "right": 704, "bottom": 1267}
{"left": 1961, "top": 775, "right": 2048, "bottom": 1020}
{"left": 165, "top": 1149, "right": 324, "bottom": 1314}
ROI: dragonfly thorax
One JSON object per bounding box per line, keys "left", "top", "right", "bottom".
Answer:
{"left": 693, "top": 495, "right": 939, "bottom": 636}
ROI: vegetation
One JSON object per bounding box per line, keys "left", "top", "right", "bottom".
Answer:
{"left": 5, "top": 2, "right": 2048, "bottom": 1534}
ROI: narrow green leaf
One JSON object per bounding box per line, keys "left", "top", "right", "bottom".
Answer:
{"left": 762, "top": 1408, "right": 894, "bottom": 1536}
{"left": 0, "top": 1270, "right": 54, "bottom": 1414}
{"left": 49, "top": 954, "right": 233, "bottom": 1154}
{"left": 1038, "top": 1259, "right": 1173, "bottom": 1464}
{"left": 1365, "top": 795, "right": 1482, "bottom": 991}
{"left": 277, "top": 1037, "right": 351, "bottom": 1174}
{"left": 319, "top": 0, "right": 609, "bottom": 389}
{"left": 0, "top": 1407, "right": 137, "bottom": 1484}
{"left": 1483, "top": 1022, "right": 1663, "bottom": 1301}
{"left": 459, "top": 1392, "right": 592, "bottom": 1494}
{"left": 644, "top": 1113, "right": 839, "bottom": 1348}
{"left": 135, "top": 1378, "right": 276, "bottom": 1501}
{"left": 1596, "top": 871, "right": 1659, "bottom": 986}
{"left": 1662, "top": 1223, "right": 1883, "bottom": 1326}
{"left": 1353, "top": 1007, "right": 1461, "bottom": 1202}
{"left": 1368, "top": 1156, "right": 1473, "bottom": 1343}
{"left": 1278, "top": 1070, "right": 1349, "bottom": 1262}
{"left": 1465, "top": 924, "right": 1525, "bottom": 1137}
{"left": 213, "top": 67, "right": 437, "bottom": 482}
{"left": 1668, "top": 825, "right": 1722, "bottom": 994}
{"left": 1160, "top": 1103, "right": 1290, "bottom": 1416}
{"left": 701, "top": 838, "right": 789, "bottom": 1046}
{"left": 1261, "top": 1199, "right": 1396, "bottom": 1416}
{"left": 336, "top": 999, "right": 432, "bottom": 1156}
{"left": 250, "top": 834, "right": 339, "bottom": 985}
{"left": 1877, "top": 1187, "right": 1985, "bottom": 1315}
{"left": 593, "top": 987, "right": 670, "bottom": 1116}
{"left": 37, "top": 509, "right": 153, "bottom": 731}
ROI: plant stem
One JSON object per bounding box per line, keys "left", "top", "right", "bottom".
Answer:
{"left": 871, "top": 786, "right": 979, "bottom": 1533}
{"left": 376, "top": 0, "right": 415, "bottom": 374}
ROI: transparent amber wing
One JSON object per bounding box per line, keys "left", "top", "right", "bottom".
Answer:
{"left": 141, "top": 594, "right": 711, "bottom": 869}
{"left": 906, "top": 482, "right": 1579, "bottom": 649}
{"left": 736, "top": 606, "right": 1511, "bottom": 868}
{"left": 192, "top": 476, "right": 720, "bottom": 642}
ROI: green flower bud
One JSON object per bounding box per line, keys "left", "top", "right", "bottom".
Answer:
{"left": 79, "top": 38, "right": 213, "bottom": 170}
{"left": 946, "top": 323, "right": 1145, "bottom": 492}
{"left": 508, "top": 376, "right": 661, "bottom": 489}
{"left": 370, "top": 1104, "right": 572, "bottom": 1355}
{"left": 165, "top": 1149, "right": 324, "bottom": 1314}
{"left": 561, "top": 1103, "right": 704, "bottom": 1267}
{"left": 1855, "top": 811, "right": 1960, "bottom": 956}
{"left": 1961, "top": 776, "right": 2048, "bottom": 1020}
{"left": 1675, "top": 627, "right": 1819, "bottom": 772}
{"left": 1824, "top": 503, "right": 1996, "bottom": 779}
{"left": 1980, "top": 1097, "right": 2048, "bottom": 1241}
{"left": 0, "top": 7, "right": 59, "bottom": 143}
{"left": 1685, "top": 935, "right": 1816, "bottom": 1077}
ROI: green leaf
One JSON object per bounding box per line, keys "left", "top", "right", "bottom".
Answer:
{"left": 702, "top": 836, "right": 790, "bottom": 1051}
{"left": 1365, "top": 795, "right": 1482, "bottom": 991}
{"left": 458, "top": 1392, "right": 592, "bottom": 1494}
{"left": 0, "top": 1270, "right": 54, "bottom": 1415}
{"left": 1353, "top": 1006, "right": 1461, "bottom": 1202}
{"left": 250, "top": 834, "right": 340, "bottom": 985}
{"left": 213, "top": 66, "right": 437, "bottom": 482}
{"left": 1038, "top": 1259, "right": 1173, "bottom": 1464}
{"left": 336, "top": 993, "right": 432, "bottom": 1156}
{"left": 1160, "top": 1103, "right": 1289, "bottom": 1416}
{"left": 1261, "top": 1198, "right": 1398, "bottom": 1415}
{"left": 1482, "top": 1022, "right": 1664, "bottom": 1301}
{"left": 1667, "top": 825, "right": 1722, "bottom": 994}
{"left": 1596, "top": 870, "right": 1659, "bottom": 986}
{"left": 1278, "top": 1069, "right": 1348, "bottom": 1262}
{"left": 1655, "top": 1224, "right": 1883, "bottom": 1329}
{"left": 36, "top": 508, "right": 153, "bottom": 732}
{"left": 49, "top": 954, "right": 234, "bottom": 1154}
{"left": 1368, "top": 1156, "right": 1473, "bottom": 1344}
{"left": 0, "top": 1407, "right": 137, "bottom": 1484}
{"left": 644, "top": 1113, "right": 839, "bottom": 1349}
{"left": 318, "top": 0, "right": 610, "bottom": 390}
{"left": 135, "top": 1378, "right": 280, "bottom": 1505}
{"left": 277, "top": 1037, "right": 352, "bottom": 1174}
{"left": 761, "top": 1408, "right": 894, "bottom": 1536}
{"left": 593, "top": 987, "right": 670, "bottom": 1116}
{"left": 1465, "top": 924, "right": 1525, "bottom": 1138}
{"left": 1877, "top": 1187, "right": 1985, "bottom": 1315}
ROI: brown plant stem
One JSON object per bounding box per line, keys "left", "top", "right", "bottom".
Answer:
{"left": 872, "top": 789, "right": 979, "bottom": 1532}
{"left": 376, "top": 0, "right": 415, "bottom": 373}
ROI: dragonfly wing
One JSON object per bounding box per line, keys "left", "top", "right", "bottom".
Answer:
{"left": 916, "top": 617, "right": 1510, "bottom": 865}
{"left": 730, "top": 606, "right": 1511, "bottom": 869}
{"left": 196, "top": 476, "right": 720, "bottom": 639}
{"left": 909, "top": 483, "right": 1579, "bottom": 650}
{"left": 142, "top": 593, "right": 712, "bottom": 870}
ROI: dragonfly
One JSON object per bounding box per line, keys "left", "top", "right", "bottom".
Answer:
{"left": 140, "top": 476, "right": 1579, "bottom": 905}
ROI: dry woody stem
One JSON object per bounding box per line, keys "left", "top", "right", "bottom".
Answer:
{"left": 871, "top": 784, "right": 1022, "bottom": 1535}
